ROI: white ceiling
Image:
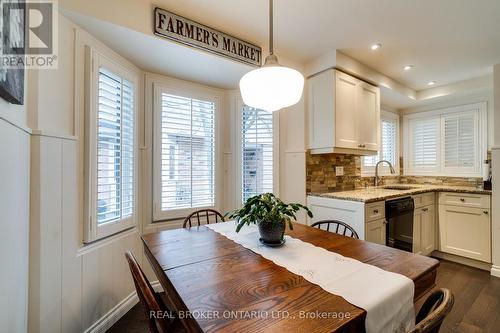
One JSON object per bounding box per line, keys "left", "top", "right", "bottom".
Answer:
{"left": 63, "top": 0, "right": 500, "bottom": 100}
{"left": 149, "top": 0, "right": 500, "bottom": 90}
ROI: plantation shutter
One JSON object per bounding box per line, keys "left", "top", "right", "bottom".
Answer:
{"left": 410, "top": 117, "right": 439, "bottom": 169}
{"left": 381, "top": 119, "right": 397, "bottom": 165}
{"left": 443, "top": 111, "right": 476, "bottom": 169}
{"left": 160, "top": 93, "right": 215, "bottom": 211}
{"left": 96, "top": 67, "right": 134, "bottom": 224}
{"left": 242, "top": 105, "right": 274, "bottom": 203}
{"left": 363, "top": 117, "right": 397, "bottom": 167}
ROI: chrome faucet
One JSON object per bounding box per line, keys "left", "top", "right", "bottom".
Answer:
{"left": 375, "top": 160, "right": 396, "bottom": 187}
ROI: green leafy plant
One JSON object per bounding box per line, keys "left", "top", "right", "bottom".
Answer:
{"left": 226, "top": 193, "right": 313, "bottom": 233}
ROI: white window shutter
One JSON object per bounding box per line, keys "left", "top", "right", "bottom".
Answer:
{"left": 160, "top": 93, "right": 215, "bottom": 211}
{"left": 96, "top": 68, "right": 135, "bottom": 225}
{"left": 362, "top": 115, "right": 398, "bottom": 172}
{"left": 443, "top": 111, "right": 476, "bottom": 170}
{"left": 410, "top": 117, "right": 439, "bottom": 169}
{"left": 241, "top": 105, "right": 274, "bottom": 203}
{"left": 381, "top": 119, "right": 397, "bottom": 165}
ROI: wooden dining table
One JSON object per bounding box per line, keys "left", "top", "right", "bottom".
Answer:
{"left": 142, "top": 222, "right": 439, "bottom": 333}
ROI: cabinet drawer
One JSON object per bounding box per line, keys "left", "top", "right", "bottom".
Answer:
{"left": 438, "top": 192, "right": 490, "bottom": 209}
{"left": 365, "top": 201, "right": 385, "bottom": 222}
{"left": 413, "top": 193, "right": 435, "bottom": 208}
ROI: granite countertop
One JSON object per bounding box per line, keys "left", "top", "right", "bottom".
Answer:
{"left": 309, "top": 184, "right": 492, "bottom": 203}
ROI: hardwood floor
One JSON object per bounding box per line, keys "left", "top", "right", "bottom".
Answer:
{"left": 108, "top": 259, "right": 500, "bottom": 333}
{"left": 417, "top": 260, "right": 500, "bottom": 333}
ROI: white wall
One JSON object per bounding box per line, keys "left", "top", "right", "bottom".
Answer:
{"left": 491, "top": 64, "right": 500, "bottom": 278}
{"left": 27, "top": 14, "right": 143, "bottom": 333}
{"left": 0, "top": 65, "right": 30, "bottom": 332}
{"left": 0, "top": 118, "right": 30, "bottom": 333}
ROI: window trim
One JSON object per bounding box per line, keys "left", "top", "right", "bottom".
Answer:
{"left": 84, "top": 48, "right": 139, "bottom": 243}
{"left": 361, "top": 110, "right": 400, "bottom": 177}
{"left": 234, "top": 97, "right": 279, "bottom": 208}
{"left": 152, "top": 83, "right": 222, "bottom": 221}
{"left": 403, "top": 102, "right": 487, "bottom": 177}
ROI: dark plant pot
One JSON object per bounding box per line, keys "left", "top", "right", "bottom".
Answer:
{"left": 258, "top": 220, "right": 285, "bottom": 245}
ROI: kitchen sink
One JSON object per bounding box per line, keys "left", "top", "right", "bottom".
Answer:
{"left": 380, "top": 185, "right": 419, "bottom": 190}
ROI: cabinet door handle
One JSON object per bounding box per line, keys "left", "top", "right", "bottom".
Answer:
{"left": 373, "top": 209, "right": 379, "bottom": 214}
{"left": 484, "top": 211, "right": 489, "bottom": 215}
{"left": 460, "top": 198, "right": 465, "bottom": 202}
{"left": 422, "top": 208, "right": 429, "bottom": 212}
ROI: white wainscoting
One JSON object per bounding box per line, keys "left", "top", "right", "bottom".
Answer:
{"left": 0, "top": 118, "right": 30, "bottom": 333}
{"left": 29, "top": 135, "right": 143, "bottom": 332}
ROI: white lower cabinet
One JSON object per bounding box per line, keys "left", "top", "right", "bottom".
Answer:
{"left": 308, "top": 192, "right": 492, "bottom": 265}
{"left": 413, "top": 204, "right": 436, "bottom": 256}
{"left": 365, "top": 218, "right": 386, "bottom": 245}
{"left": 438, "top": 204, "right": 491, "bottom": 262}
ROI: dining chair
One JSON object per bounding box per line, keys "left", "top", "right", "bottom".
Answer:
{"left": 125, "top": 251, "right": 183, "bottom": 333}
{"left": 310, "top": 220, "right": 359, "bottom": 239}
{"left": 410, "top": 288, "right": 454, "bottom": 333}
{"left": 182, "top": 208, "right": 224, "bottom": 228}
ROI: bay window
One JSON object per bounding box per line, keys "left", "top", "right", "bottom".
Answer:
{"left": 153, "top": 86, "right": 219, "bottom": 220}
{"left": 237, "top": 102, "right": 278, "bottom": 204}
{"left": 85, "top": 50, "right": 139, "bottom": 242}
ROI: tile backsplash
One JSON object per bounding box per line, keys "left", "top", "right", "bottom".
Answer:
{"left": 305, "top": 152, "right": 484, "bottom": 194}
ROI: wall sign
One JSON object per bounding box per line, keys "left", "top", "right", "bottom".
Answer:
{"left": 154, "top": 7, "right": 262, "bottom": 67}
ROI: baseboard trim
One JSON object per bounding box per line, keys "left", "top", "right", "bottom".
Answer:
{"left": 432, "top": 251, "right": 492, "bottom": 271}
{"left": 491, "top": 265, "right": 500, "bottom": 278}
{"left": 84, "top": 281, "right": 163, "bottom": 333}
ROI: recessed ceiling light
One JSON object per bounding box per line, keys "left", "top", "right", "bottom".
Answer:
{"left": 371, "top": 43, "right": 382, "bottom": 50}
{"left": 427, "top": 81, "right": 436, "bottom": 86}
{"left": 403, "top": 65, "right": 414, "bottom": 71}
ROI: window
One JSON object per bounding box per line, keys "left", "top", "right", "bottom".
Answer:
{"left": 409, "top": 117, "right": 439, "bottom": 170}
{"left": 153, "top": 86, "right": 219, "bottom": 220}
{"left": 403, "top": 102, "right": 486, "bottom": 176}
{"left": 241, "top": 105, "right": 275, "bottom": 203}
{"left": 85, "top": 50, "right": 138, "bottom": 242}
{"left": 362, "top": 111, "right": 399, "bottom": 176}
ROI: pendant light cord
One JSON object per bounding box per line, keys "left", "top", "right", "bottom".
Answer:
{"left": 269, "top": 0, "right": 273, "bottom": 55}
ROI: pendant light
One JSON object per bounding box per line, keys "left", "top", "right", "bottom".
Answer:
{"left": 239, "top": 0, "right": 304, "bottom": 112}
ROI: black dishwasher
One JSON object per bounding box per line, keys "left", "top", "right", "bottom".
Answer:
{"left": 386, "top": 197, "right": 415, "bottom": 252}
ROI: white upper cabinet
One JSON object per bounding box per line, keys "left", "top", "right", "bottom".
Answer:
{"left": 307, "top": 69, "right": 380, "bottom": 154}
{"left": 335, "top": 72, "right": 358, "bottom": 149}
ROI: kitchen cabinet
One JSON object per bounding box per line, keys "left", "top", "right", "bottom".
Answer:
{"left": 413, "top": 204, "right": 435, "bottom": 256}
{"left": 307, "top": 69, "right": 380, "bottom": 154}
{"left": 438, "top": 192, "right": 491, "bottom": 263}
{"left": 365, "top": 218, "right": 386, "bottom": 245}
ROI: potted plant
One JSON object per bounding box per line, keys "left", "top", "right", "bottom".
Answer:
{"left": 227, "top": 193, "right": 313, "bottom": 247}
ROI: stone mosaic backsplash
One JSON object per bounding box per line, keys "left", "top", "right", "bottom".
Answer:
{"left": 305, "top": 152, "right": 485, "bottom": 194}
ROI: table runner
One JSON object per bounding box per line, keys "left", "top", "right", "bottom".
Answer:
{"left": 206, "top": 221, "right": 415, "bottom": 333}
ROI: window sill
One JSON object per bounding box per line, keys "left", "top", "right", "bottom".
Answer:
{"left": 77, "top": 226, "right": 139, "bottom": 257}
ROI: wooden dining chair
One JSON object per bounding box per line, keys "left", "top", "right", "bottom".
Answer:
{"left": 182, "top": 208, "right": 224, "bottom": 228}
{"left": 125, "top": 251, "right": 183, "bottom": 333}
{"left": 310, "top": 220, "right": 359, "bottom": 239}
{"left": 410, "top": 288, "right": 454, "bottom": 333}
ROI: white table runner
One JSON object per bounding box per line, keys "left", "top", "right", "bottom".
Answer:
{"left": 206, "top": 221, "right": 415, "bottom": 333}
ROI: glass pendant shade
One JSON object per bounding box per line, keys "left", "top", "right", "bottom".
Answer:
{"left": 239, "top": 60, "right": 304, "bottom": 112}
{"left": 238, "top": 0, "right": 304, "bottom": 112}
